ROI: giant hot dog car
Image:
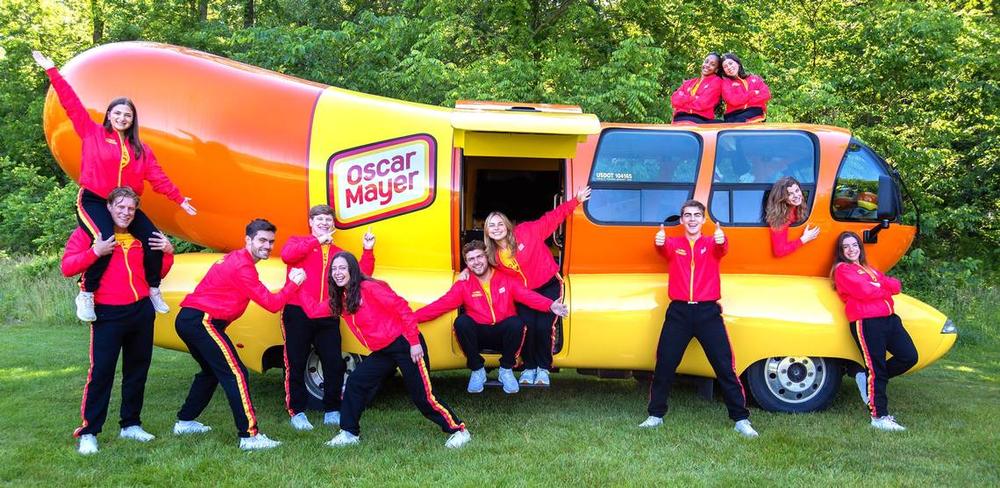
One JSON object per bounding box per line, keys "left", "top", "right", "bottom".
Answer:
{"left": 42, "top": 42, "right": 956, "bottom": 412}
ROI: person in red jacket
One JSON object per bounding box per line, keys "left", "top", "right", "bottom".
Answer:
{"left": 720, "top": 53, "right": 771, "bottom": 123}
{"left": 316, "top": 252, "right": 470, "bottom": 449}
{"left": 765, "top": 177, "right": 820, "bottom": 257}
{"left": 640, "top": 200, "right": 759, "bottom": 438}
{"left": 415, "top": 241, "right": 568, "bottom": 394}
{"left": 172, "top": 219, "right": 305, "bottom": 451}
{"left": 670, "top": 52, "right": 724, "bottom": 124}
{"left": 483, "top": 186, "right": 591, "bottom": 386}
{"left": 832, "top": 231, "right": 918, "bottom": 432}
{"left": 280, "top": 204, "right": 375, "bottom": 431}
{"left": 33, "top": 51, "right": 196, "bottom": 322}
{"left": 60, "top": 186, "right": 174, "bottom": 455}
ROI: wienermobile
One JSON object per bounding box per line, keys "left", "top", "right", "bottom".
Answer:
{"left": 43, "top": 42, "right": 956, "bottom": 412}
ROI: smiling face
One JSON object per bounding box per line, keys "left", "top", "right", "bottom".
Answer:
{"left": 309, "top": 213, "right": 334, "bottom": 239}
{"left": 701, "top": 55, "right": 720, "bottom": 77}
{"left": 330, "top": 256, "right": 350, "bottom": 287}
{"left": 245, "top": 230, "right": 276, "bottom": 262}
{"left": 722, "top": 58, "right": 740, "bottom": 77}
{"left": 840, "top": 235, "right": 862, "bottom": 264}
{"left": 680, "top": 205, "right": 706, "bottom": 237}
{"left": 107, "top": 196, "right": 137, "bottom": 229}
{"left": 486, "top": 214, "right": 510, "bottom": 242}
{"left": 107, "top": 103, "right": 134, "bottom": 133}
{"left": 464, "top": 248, "right": 490, "bottom": 277}
{"left": 786, "top": 184, "right": 804, "bottom": 207}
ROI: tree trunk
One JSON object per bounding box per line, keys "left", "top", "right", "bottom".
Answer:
{"left": 244, "top": 0, "right": 255, "bottom": 28}
{"left": 90, "top": 0, "right": 104, "bottom": 44}
{"left": 198, "top": 0, "right": 208, "bottom": 22}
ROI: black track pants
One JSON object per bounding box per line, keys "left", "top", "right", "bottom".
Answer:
{"left": 850, "top": 314, "right": 918, "bottom": 418}
{"left": 281, "top": 304, "right": 345, "bottom": 415}
{"left": 454, "top": 315, "right": 526, "bottom": 370}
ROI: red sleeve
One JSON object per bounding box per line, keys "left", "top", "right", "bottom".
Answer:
{"left": 298, "top": 290, "right": 333, "bottom": 318}
{"left": 281, "top": 235, "right": 319, "bottom": 265}
{"left": 413, "top": 282, "right": 465, "bottom": 323}
{"left": 769, "top": 225, "right": 803, "bottom": 257}
{"left": 876, "top": 270, "right": 902, "bottom": 296}
{"left": 671, "top": 82, "right": 692, "bottom": 112}
{"left": 656, "top": 237, "right": 675, "bottom": 262}
{"left": 688, "top": 78, "right": 722, "bottom": 113}
{"left": 359, "top": 248, "right": 375, "bottom": 276}
{"left": 721, "top": 79, "right": 751, "bottom": 107}
{"left": 834, "top": 265, "right": 886, "bottom": 300}
{"left": 141, "top": 146, "right": 184, "bottom": 203}
{"left": 517, "top": 198, "right": 579, "bottom": 242}
{"left": 160, "top": 252, "right": 174, "bottom": 278}
{"left": 45, "top": 68, "right": 98, "bottom": 139}
{"left": 60, "top": 228, "right": 98, "bottom": 277}
{"left": 713, "top": 236, "right": 729, "bottom": 258}
{"left": 510, "top": 279, "right": 554, "bottom": 312}
{"left": 236, "top": 262, "right": 298, "bottom": 313}
{"left": 750, "top": 76, "right": 772, "bottom": 105}
{"left": 370, "top": 281, "right": 420, "bottom": 345}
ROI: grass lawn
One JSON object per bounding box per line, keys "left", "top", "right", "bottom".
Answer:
{"left": 0, "top": 260, "right": 997, "bottom": 486}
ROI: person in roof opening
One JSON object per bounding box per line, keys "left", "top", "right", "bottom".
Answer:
{"left": 280, "top": 204, "right": 376, "bottom": 431}
{"left": 765, "top": 177, "right": 820, "bottom": 257}
{"left": 720, "top": 53, "right": 771, "bottom": 123}
{"left": 172, "top": 219, "right": 305, "bottom": 451}
{"left": 670, "top": 52, "right": 724, "bottom": 124}
{"left": 415, "top": 240, "right": 569, "bottom": 395}
{"left": 640, "top": 200, "right": 759, "bottom": 438}
{"left": 33, "top": 51, "right": 196, "bottom": 322}
{"left": 60, "top": 187, "right": 174, "bottom": 455}
{"left": 316, "top": 252, "right": 471, "bottom": 449}
{"left": 832, "top": 231, "right": 918, "bottom": 432}
{"left": 483, "top": 185, "right": 591, "bottom": 387}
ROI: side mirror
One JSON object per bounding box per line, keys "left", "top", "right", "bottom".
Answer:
{"left": 876, "top": 175, "right": 899, "bottom": 221}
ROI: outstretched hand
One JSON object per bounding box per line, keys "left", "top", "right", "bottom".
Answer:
{"left": 32, "top": 51, "right": 55, "bottom": 70}
{"left": 800, "top": 224, "right": 820, "bottom": 244}
{"left": 576, "top": 185, "right": 592, "bottom": 203}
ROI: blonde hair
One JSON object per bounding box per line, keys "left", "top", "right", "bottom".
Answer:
{"left": 483, "top": 211, "right": 518, "bottom": 267}
{"left": 765, "top": 177, "right": 809, "bottom": 229}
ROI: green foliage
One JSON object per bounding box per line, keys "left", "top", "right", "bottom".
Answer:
{"left": 0, "top": 157, "right": 77, "bottom": 254}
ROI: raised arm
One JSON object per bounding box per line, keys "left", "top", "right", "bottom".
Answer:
{"left": 359, "top": 248, "right": 375, "bottom": 276}
{"left": 280, "top": 235, "right": 319, "bottom": 265}
{"left": 37, "top": 56, "right": 99, "bottom": 139}
{"left": 518, "top": 195, "right": 582, "bottom": 241}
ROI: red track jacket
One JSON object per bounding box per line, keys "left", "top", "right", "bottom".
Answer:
{"left": 310, "top": 280, "right": 421, "bottom": 352}
{"left": 46, "top": 68, "right": 183, "bottom": 203}
{"left": 493, "top": 198, "right": 578, "bottom": 290}
{"left": 770, "top": 208, "right": 804, "bottom": 257}
{"left": 414, "top": 270, "right": 553, "bottom": 325}
{"left": 834, "top": 263, "right": 901, "bottom": 322}
{"left": 281, "top": 234, "right": 375, "bottom": 318}
{"left": 180, "top": 249, "right": 298, "bottom": 323}
{"left": 670, "top": 75, "right": 723, "bottom": 121}
{"left": 61, "top": 227, "right": 174, "bottom": 306}
{"left": 656, "top": 235, "right": 728, "bottom": 302}
{"left": 721, "top": 74, "right": 771, "bottom": 120}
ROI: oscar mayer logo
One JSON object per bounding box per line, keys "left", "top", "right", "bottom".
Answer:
{"left": 327, "top": 134, "right": 436, "bottom": 228}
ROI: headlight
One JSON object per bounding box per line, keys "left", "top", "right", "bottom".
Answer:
{"left": 941, "top": 319, "right": 957, "bottom": 334}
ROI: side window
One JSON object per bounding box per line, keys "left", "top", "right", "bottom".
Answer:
{"left": 586, "top": 129, "right": 701, "bottom": 224}
{"left": 832, "top": 140, "right": 894, "bottom": 221}
{"left": 710, "top": 131, "right": 818, "bottom": 225}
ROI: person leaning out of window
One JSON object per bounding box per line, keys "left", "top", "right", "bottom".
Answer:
{"left": 765, "top": 177, "right": 819, "bottom": 257}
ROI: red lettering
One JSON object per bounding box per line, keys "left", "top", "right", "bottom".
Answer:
{"left": 346, "top": 165, "right": 362, "bottom": 185}
{"left": 405, "top": 151, "right": 416, "bottom": 169}
{"left": 377, "top": 158, "right": 391, "bottom": 177}
{"left": 407, "top": 170, "right": 419, "bottom": 190}
{"left": 345, "top": 185, "right": 363, "bottom": 208}
{"left": 363, "top": 162, "right": 376, "bottom": 181}
{"left": 393, "top": 174, "right": 408, "bottom": 193}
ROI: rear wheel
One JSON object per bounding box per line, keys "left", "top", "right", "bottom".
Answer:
{"left": 305, "top": 349, "right": 363, "bottom": 411}
{"left": 745, "top": 356, "right": 841, "bottom": 413}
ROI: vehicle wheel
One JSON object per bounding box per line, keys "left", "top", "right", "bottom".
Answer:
{"left": 304, "top": 349, "right": 364, "bottom": 411}
{"left": 745, "top": 356, "right": 841, "bottom": 413}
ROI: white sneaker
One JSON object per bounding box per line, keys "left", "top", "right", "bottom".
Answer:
{"left": 239, "top": 433, "right": 280, "bottom": 450}
{"left": 734, "top": 419, "right": 759, "bottom": 438}
{"left": 77, "top": 434, "right": 98, "bottom": 455}
{"left": 871, "top": 415, "right": 906, "bottom": 432}
{"left": 445, "top": 429, "right": 471, "bottom": 449}
{"left": 289, "top": 412, "right": 313, "bottom": 431}
{"left": 148, "top": 287, "right": 170, "bottom": 314}
{"left": 467, "top": 368, "right": 487, "bottom": 393}
{"left": 173, "top": 420, "right": 212, "bottom": 435}
{"left": 75, "top": 291, "right": 96, "bottom": 322}
{"left": 535, "top": 368, "right": 551, "bottom": 386}
{"left": 119, "top": 425, "right": 155, "bottom": 442}
{"left": 326, "top": 430, "right": 360, "bottom": 447}
{"left": 855, "top": 372, "right": 870, "bottom": 405}
{"left": 324, "top": 411, "right": 341, "bottom": 426}
{"left": 639, "top": 416, "right": 663, "bottom": 428}
{"left": 498, "top": 368, "right": 519, "bottom": 394}
{"left": 519, "top": 368, "right": 537, "bottom": 385}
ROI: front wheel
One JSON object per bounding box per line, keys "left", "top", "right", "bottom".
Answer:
{"left": 304, "top": 349, "right": 364, "bottom": 411}
{"left": 745, "top": 356, "right": 841, "bottom": 413}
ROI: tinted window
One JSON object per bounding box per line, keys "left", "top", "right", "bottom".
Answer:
{"left": 710, "top": 130, "right": 818, "bottom": 226}
{"left": 832, "top": 140, "right": 892, "bottom": 221}
{"left": 587, "top": 129, "right": 701, "bottom": 225}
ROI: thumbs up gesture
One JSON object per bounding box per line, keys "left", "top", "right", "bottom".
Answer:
{"left": 655, "top": 224, "right": 666, "bottom": 246}
{"left": 713, "top": 223, "right": 725, "bottom": 244}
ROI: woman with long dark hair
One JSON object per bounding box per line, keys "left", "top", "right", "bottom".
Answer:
{"left": 719, "top": 53, "right": 771, "bottom": 123}
{"left": 765, "top": 177, "right": 820, "bottom": 257}
{"left": 832, "top": 232, "right": 918, "bottom": 431}
{"left": 33, "top": 51, "right": 196, "bottom": 322}
{"left": 483, "top": 186, "right": 590, "bottom": 386}
{"left": 670, "top": 52, "right": 724, "bottom": 124}
{"left": 314, "top": 252, "right": 470, "bottom": 448}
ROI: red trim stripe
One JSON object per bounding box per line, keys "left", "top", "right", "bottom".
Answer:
{"left": 76, "top": 189, "right": 100, "bottom": 290}
{"left": 73, "top": 323, "right": 96, "bottom": 438}
{"left": 279, "top": 314, "right": 294, "bottom": 417}
{"left": 855, "top": 320, "right": 879, "bottom": 417}
{"left": 201, "top": 314, "right": 259, "bottom": 436}
{"left": 720, "top": 323, "right": 748, "bottom": 408}
{"left": 416, "top": 359, "right": 464, "bottom": 432}
{"left": 514, "top": 325, "right": 527, "bottom": 361}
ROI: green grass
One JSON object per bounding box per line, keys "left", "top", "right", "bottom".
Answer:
{"left": 0, "top": 257, "right": 997, "bottom": 486}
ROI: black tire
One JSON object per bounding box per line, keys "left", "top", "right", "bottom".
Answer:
{"left": 745, "top": 356, "right": 841, "bottom": 413}
{"left": 304, "top": 349, "right": 364, "bottom": 411}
